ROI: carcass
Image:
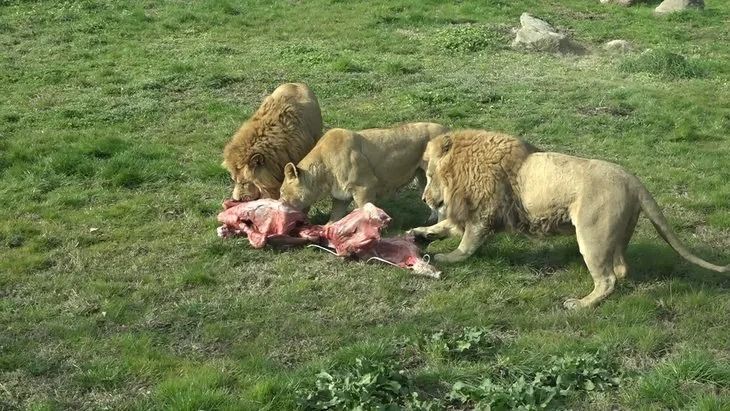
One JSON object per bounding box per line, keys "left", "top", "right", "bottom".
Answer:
{"left": 216, "top": 199, "right": 308, "bottom": 248}
{"left": 216, "top": 200, "right": 441, "bottom": 278}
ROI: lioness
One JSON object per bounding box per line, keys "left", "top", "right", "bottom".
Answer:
{"left": 279, "top": 122, "right": 449, "bottom": 222}
{"left": 222, "top": 82, "right": 323, "bottom": 201}
{"left": 409, "top": 129, "right": 729, "bottom": 309}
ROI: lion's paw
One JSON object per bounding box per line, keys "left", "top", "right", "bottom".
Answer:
{"left": 562, "top": 298, "right": 584, "bottom": 310}
{"left": 434, "top": 252, "right": 465, "bottom": 264}
{"left": 407, "top": 227, "right": 433, "bottom": 240}
{"left": 407, "top": 227, "right": 425, "bottom": 234}
{"left": 434, "top": 253, "right": 448, "bottom": 263}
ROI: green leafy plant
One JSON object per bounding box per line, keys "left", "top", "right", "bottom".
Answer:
{"left": 297, "top": 357, "right": 438, "bottom": 410}
{"left": 448, "top": 352, "right": 622, "bottom": 410}
{"left": 423, "top": 326, "right": 500, "bottom": 360}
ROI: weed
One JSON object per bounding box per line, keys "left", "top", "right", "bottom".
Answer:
{"left": 619, "top": 49, "right": 706, "bottom": 79}
{"left": 430, "top": 24, "right": 507, "bottom": 53}
{"left": 449, "top": 352, "right": 621, "bottom": 410}
{"left": 297, "top": 357, "right": 433, "bottom": 410}
{"left": 421, "top": 326, "right": 501, "bottom": 360}
{"left": 332, "top": 57, "right": 369, "bottom": 73}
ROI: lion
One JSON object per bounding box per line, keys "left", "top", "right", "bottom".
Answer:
{"left": 279, "top": 122, "right": 449, "bottom": 222}
{"left": 408, "top": 129, "right": 729, "bottom": 309}
{"left": 222, "top": 82, "right": 323, "bottom": 201}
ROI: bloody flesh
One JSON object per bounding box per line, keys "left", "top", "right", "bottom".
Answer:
{"left": 216, "top": 199, "right": 307, "bottom": 248}
{"left": 216, "top": 200, "right": 440, "bottom": 278}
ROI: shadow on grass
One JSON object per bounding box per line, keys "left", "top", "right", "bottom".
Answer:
{"left": 624, "top": 241, "right": 730, "bottom": 288}
{"left": 434, "top": 232, "right": 729, "bottom": 293}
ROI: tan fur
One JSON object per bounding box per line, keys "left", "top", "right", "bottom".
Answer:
{"left": 409, "top": 129, "right": 729, "bottom": 309}
{"left": 279, "top": 122, "right": 449, "bottom": 222}
{"left": 222, "top": 83, "right": 323, "bottom": 200}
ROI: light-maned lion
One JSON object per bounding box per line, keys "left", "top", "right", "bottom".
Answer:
{"left": 222, "top": 83, "right": 323, "bottom": 201}
{"left": 279, "top": 122, "right": 449, "bottom": 222}
{"left": 408, "top": 129, "right": 729, "bottom": 309}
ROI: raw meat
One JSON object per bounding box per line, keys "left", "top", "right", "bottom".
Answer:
{"left": 298, "top": 203, "right": 391, "bottom": 256}
{"left": 355, "top": 235, "right": 441, "bottom": 279}
{"left": 216, "top": 199, "right": 307, "bottom": 248}
{"left": 216, "top": 199, "right": 440, "bottom": 278}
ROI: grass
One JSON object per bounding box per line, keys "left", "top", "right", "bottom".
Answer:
{"left": 0, "top": 0, "right": 728, "bottom": 409}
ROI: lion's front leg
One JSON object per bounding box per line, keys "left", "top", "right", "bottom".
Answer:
{"left": 329, "top": 198, "right": 351, "bottom": 223}
{"left": 434, "top": 223, "right": 487, "bottom": 263}
{"left": 407, "top": 218, "right": 462, "bottom": 240}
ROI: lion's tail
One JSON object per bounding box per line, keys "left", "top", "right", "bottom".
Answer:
{"left": 637, "top": 185, "right": 729, "bottom": 273}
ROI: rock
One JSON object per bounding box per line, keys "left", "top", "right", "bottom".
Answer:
{"left": 655, "top": 0, "right": 704, "bottom": 14}
{"left": 600, "top": 0, "right": 635, "bottom": 5}
{"left": 511, "top": 13, "right": 586, "bottom": 55}
{"left": 604, "top": 39, "right": 633, "bottom": 53}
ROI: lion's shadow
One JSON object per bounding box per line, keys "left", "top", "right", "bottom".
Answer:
{"left": 475, "top": 235, "right": 730, "bottom": 289}
{"left": 418, "top": 230, "right": 730, "bottom": 292}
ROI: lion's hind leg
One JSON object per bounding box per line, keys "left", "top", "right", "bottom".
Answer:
{"left": 564, "top": 218, "right": 622, "bottom": 309}
{"left": 613, "top": 211, "right": 639, "bottom": 281}
{"left": 564, "top": 239, "right": 616, "bottom": 309}
{"left": 613, "top": 251, "right": 629, "bottom": 281}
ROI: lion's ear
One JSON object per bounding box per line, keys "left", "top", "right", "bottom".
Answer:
{"left": 440, "top": 135, "right": 453, "bottom": 155}
{"left": 284, "top": 162, "right": 299, "bottom": 180}
{"left": 249, "top": 153, "right": 264, "bottom": 169}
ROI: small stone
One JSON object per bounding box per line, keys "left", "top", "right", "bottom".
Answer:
{"left": 604, "top": 39, "right": 633, "bottom": 53}
{"left": 655, "top": 0, "right": 704, "bottom": 15}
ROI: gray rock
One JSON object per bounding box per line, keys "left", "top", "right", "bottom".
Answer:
{"left": 604, "top": 39, "right": 633, "bottom": 53}
{"left": 511, "top": 13, "right": 586, "bottom": 54}
{"left": 655, "top": 0, "right": 704, "bottom": 14}
{"left": 600, "top": 0, "right": 635, "bottom": 5}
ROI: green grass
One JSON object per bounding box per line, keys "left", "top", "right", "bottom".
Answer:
{"left": 1, "top": 0, "right": 729, "bottom": 409}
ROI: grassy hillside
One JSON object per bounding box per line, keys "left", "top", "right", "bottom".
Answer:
{"left": 0, "top": 0, "right": 728, "bottom": 409}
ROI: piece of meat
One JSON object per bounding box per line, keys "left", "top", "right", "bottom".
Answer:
{"left": 300, "top": 203, "right": 391, "bottom": 256}
{"left": 216, "top": 199, "right": 440, "bottom": 278}
{"left": 357, "top": 235, "right": 442, "bottom": 279}
{"left": 216, "top": 198, "right": 307, "bottom": 248}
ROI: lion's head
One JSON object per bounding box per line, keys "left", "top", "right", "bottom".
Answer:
{"left": 279, "top": 162, "right": 320, "bottom": 210}
{"left": 222, "top": 129, "right": 282, "bottom": 201}
{"left": 420, "top": 130, "right": 540, "bottom": 225}
{"left": 221, "top": 83, "right": 323, "bottom": 202}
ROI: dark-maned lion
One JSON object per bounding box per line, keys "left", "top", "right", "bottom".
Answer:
{"left": 222, "top": 83, "right": 323, "bottom": 200}
{"left": 409, "top": 129, "right": 728, "bottom": 309}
